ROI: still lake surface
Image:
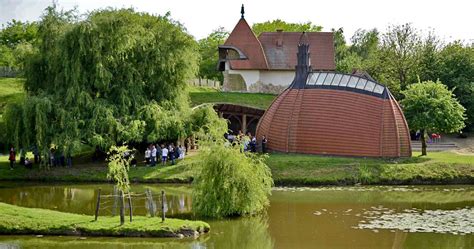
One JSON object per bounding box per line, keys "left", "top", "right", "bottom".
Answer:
{"left": 0, "top": 182, "right": 472, "bottom": 249}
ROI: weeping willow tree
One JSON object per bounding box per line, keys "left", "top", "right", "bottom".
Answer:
{"left": 4, "top": 6, "right": 204, "bottom": 161}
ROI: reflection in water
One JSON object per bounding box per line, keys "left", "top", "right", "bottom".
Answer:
{"left": 0, "top": 183, "right": 472, "bottom": 249}
{"left": 0, "top": 183, "right": 193, "bottom": 216}
{"left": 203, "top": 217, "right": 273, "bottom": 249}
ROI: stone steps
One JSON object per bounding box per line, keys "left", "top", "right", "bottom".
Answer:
{"left": 411, "top": 141, "right": 458, "bottom": 151}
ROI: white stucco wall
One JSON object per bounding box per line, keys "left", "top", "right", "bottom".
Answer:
{"left": 227, "top": 69, "right": 295, "bottom": 88}
{"left": 228, "top": 69, "right": 260, "bottom": 89}
{"left": 259, "top": 71, "right": 295, "bottom": 86}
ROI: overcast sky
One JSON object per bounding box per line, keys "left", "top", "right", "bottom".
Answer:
{"left": 1, "top": 0, "right": 473, "bottom": 43}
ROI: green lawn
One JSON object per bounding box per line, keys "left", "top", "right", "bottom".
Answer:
{"left": 1, "top": 151, "right": 472, "bottom": 185}
{"left": 0, "top": 154, "right": 200, "bottom": 183}
{"left": 188, "top": 86, "right": 276, "bottom": 110}
{"left": 0, "top": 77, "right": 25, "bottom": 118}
{"left": 267, "top": 152, "right": 474, "bottom": 185}
{"left": 0, "top": 202, "right": 209, "bottom": 237}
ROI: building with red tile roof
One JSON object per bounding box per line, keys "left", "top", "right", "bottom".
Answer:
{"left": 218, "top": 6, "right": 335, "bottom": 93}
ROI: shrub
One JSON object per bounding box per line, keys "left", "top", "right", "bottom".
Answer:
{"left": 192, "top": 144, "right": 273, "bottom": 218}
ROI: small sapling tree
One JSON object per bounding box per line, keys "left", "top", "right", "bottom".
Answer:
{"left": 107, "top": 145, "right": 132, "bottom": 225}
{"left": 192, "top": 142, "right": 273, "bottom": 218}
{"left": 401, "top": 80, "right": 466, "bottom": 156}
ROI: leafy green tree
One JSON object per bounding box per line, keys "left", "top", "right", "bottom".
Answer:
{"left": 5, "top": 7, "right": 200, "bottom": 159}
{"left": 417, "top": 32, "right": 441, "bottom": 83}
{"left": 107, "top": 145, "right": 132, "bottom": 193}
{"left": 401, "top": 80, "right": 466, "bottom": 155}
{"left": 437, "top": 42, "right": 474, "bottom": 130}
{"left": 0, "top": 45, "right": 14, "bottom": 67}
{"left": 332, "top": 28, "right": 352, "bottom": 72}
{"left": 0, "top": 20, "right": 38, "bottom": 72}
{"left": 197, "top": 27, "right": 228, "bottom": 82}
{"left": 252, "top": 19, "right": 322, "bottom": 36}
{"left": 379, "top": 24, "right": 421, "bottom": 97}
{"left": 193, "top": 142, "right": 273, "bottom": 218}
{"left": 0, "top": 20, "right": 38, "bottom": 48}
{"left": 107, "top": 144, "right": 132, "bottom": 225}
{"left": 350, "top": 28, "right": 380, "bottom": 60}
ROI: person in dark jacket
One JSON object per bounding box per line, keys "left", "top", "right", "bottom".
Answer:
{"left": 8, "top": 145, "right": 15, "bottom": 170}
{"left": 261, "top": 135, "right": 268, "bottom": 153}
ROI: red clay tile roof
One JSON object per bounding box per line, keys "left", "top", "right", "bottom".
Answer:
{"left": 223, "top": 19, "right": 336, "bottom": 71}
{"left": 224, "top": 18, "right": 268, "bottom": 70}
{"left": 258, "top": 32, "right": 336, "bottom": 70}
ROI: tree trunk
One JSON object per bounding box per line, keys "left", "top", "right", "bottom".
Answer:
{"left": 420, "top": 129, "right": 427, "bottom": 156}
{"left": 119, "top": 190, "right": 125, "bottom": 225}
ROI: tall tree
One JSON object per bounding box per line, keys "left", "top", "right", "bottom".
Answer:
{"left": 400, "top": 80, "right": 465, "bottom": 155}
{"left": 350, "top": 28, "right": 380, "bottom": 60}
{"left": 379, "top": 24, "right": 421, "bottom": 97}
{"left": 0, "top": 20, "right": 38, "bottom": 71}
{"left": 0, "top": 20, "right": 38, "bottom": 48}
{"left": 417, "top": 32, "right": 441, "bottom": 82}
{"left": 197, "top": 27, "right": 228, "bottom": 82}
{"left": 437, "top": 42, "right": 474, "bottom": 130}
{"left": 252, "top": 19, "right": 322, "bottom": 36}
{"left": 5, "top": 7, "right": 201, "bottom": 159}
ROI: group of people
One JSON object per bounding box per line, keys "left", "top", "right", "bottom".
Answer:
{"left": 225, "top": 131, "right": 268, "bottom": 153}
{"left": 144, "top": 143, "right": 185, "bottom": 167}
{"left": 7, "top": 145, "right": 53, "bottom": 170}
{"left": 414, "top": 131, "right": 442, "bottom": 143}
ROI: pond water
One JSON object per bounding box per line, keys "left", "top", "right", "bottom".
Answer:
{"left": 0, "top": 182, "right": 472, "bottom": 249}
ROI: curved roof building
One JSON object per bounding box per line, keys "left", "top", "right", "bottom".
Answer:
{"left": 256, "top": 34, "right": 411, "bottom": 157}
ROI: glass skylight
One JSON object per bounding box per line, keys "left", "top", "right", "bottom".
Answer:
{"left": 306, "top": 72, "right": 386, "bottom": 95}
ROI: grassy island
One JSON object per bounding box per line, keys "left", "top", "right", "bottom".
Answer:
{"left": 0, "top": 202, "right": 209, "bottom": 238}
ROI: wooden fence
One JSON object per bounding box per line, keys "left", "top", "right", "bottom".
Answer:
{"left": 189, "top": 78, "right": 221, "bottom": 89}
{"left": 0, "top": 67, "right": 20, "bottom": 77}
{"left": 94, "top": 187, "right": 166, "bottom": 224}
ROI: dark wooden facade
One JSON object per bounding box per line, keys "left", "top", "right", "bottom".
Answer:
{"left": 214, "top": 104, "right": 265, "bottom": 135}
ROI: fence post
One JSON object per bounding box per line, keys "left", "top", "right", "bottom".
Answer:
{"left": 161, "top": 190, "right": 166, "bottom": 222}
{"left": 119, "top": 190, "right": 125, "bottom": 225}
{"left": 146, "top": 188, "right": 155, "bottom": 217}
{"left": 112, "top": 186, "right": 118, "bottom": 216}
{"left": 128, "top": 192, "right": 133, "bottom": 222}
{"left": 94, "top": 188, "right": 101, "bottom": 221}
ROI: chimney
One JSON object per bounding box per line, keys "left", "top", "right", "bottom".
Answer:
{"left": 276, "top": 29, "right": 283, "bottom": 47}
{"left": 289, "top": 32, "right": 311, "bottom": 89}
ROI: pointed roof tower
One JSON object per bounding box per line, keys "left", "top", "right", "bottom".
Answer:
{"left": 222, "top": 5, "right": 268, "bottom": 70}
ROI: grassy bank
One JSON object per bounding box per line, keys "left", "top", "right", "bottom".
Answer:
{"left": 188, "top": 86, "right": 276, "bottom": 110}
{"left": 1, "top": 151, "right": 472, "bottom": 186}
{"left": 0, "top": 154, "right": 199, "bottom": 183}
{"left": 0, "top": 77, "right": 25, "bottom": 118}
{"left": 0, "top": 202, "right": 209, "bottom": 237}
{"left": 267, "top": 151, "right": 474, "bottom": 185}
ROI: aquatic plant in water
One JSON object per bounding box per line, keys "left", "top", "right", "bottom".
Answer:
{"left": 356, "top": 207, "right": 473, "bottom": 235}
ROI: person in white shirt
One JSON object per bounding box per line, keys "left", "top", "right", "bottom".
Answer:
{"left": 179, "top": 145, "right": 185, "bottom": 159}
{"left": 145, "top": 146, "right": 151, "bottom": 166}
{"left": 151, "top": 145, "right": 157, "bottom": 167}
{"left": 161, "top": 144, "right": 168, "bottom": 166}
